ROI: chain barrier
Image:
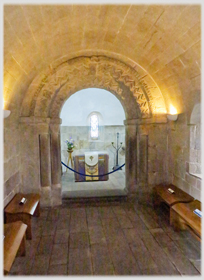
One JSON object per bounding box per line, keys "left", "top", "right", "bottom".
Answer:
{"left": 61, "top": 161, "right": 125, "bottom": 177}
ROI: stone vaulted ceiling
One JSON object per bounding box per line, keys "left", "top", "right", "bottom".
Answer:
{"left": 3, "top": 4, "right": 201, "bottom": 120}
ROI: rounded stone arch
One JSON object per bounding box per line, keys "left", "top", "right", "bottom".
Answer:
{"left": 190, "top": 103, "right": 201, "bottom": 125}
{"left": 59, "top": 86, "right": 128, "bottom": 122}
{"left": 19, "top": 54, "right": 168, "bottom": 207}
{"left": 20, "top": 55, "right": 167, "bottom": 120}
{"left": 52, "top": 84, "right": 136, "bottom": 121}
{"left": 188, "top": 103, "right": 201, "bottom": 176}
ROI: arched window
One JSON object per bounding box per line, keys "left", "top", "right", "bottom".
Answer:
{"left": 189, "top": 103, "right": 201, "bottom": 178}
{"left": 87, "top": 111, "right": 104, "bottom": 142}
{"left": 90, "top": 114, "right": 99, "bottom": 139}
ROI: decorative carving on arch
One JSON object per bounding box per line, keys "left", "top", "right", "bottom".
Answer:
{"left": 21, "top": 55, "right": 166, "bottom": 119}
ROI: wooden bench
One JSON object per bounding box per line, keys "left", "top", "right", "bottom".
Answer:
{"left": 152, "top": 184, "right": 194, "bottom": 208}
{"left": 4, "top": 193, "right": 40, "bottom": 240}
{"left": 4, "top": 221, "right": 27, "bottom": 275}
{"left": 170, "top": 199, "right": 202, "bottom": 241}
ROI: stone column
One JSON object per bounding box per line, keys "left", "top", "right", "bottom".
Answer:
{"left": 37, "top": 118, "right": 52, "bottom": 207}
{"left": 124, "top": 115, "right": 167, "bottom": 199}
{"left": 50, "top": 118, "right": 62, "bottom": 206}
{"left": 20, "top": 117, "right": 52, "bottom": 207}
{"left": 136, "top": 115, "right": 167, "bottom": 203}
{"left": 39, "top": 133, "right": 51, "bottom": 188}
{"left": 137, "top": 134, "right": 148, "bottom": 185}
{"left": 124, "top": 119, "right": 138, "bottom": 194}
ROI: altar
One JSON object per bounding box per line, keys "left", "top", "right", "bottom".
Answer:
{"left": 74, "top": 151, "right": 109, "bottom": 182}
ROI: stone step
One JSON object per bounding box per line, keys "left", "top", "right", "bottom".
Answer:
{"left": 62, "top": 195, "right": 128, "bottom": 207}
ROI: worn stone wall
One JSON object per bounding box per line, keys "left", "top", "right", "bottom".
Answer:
{"left": 189, "top": 124, "right": 201, "bottom": 175}
{"left": 5, "top": 117, "right": 62, "bottom": 208}
{"left": 3, "top": 116, "right": 202, "bottom": 208}
{"left": 136, "top": 121, "right": 169, "bottom": 203}
{"left": 3, "top": 114, "right": 22, "bottom": 207}
{"left": 189, "top": 103, "right": 201, "bottom": 177}
{"left": 168, "top": 115, "right": 201, "bottom": 200}
{"left": 135, "top": 116, "right": 202, "bottom": 204}
{"left": 189, "top": 124, "right": 202, "bottom": 175}
{"left": 60, "top": 125, "right": 125, "bottom": 172}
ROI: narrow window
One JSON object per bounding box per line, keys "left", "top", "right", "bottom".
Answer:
{"left": 90, "top": 114, "right": 99, "bottom": 139}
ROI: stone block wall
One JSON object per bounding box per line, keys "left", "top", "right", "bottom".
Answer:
{"left": 3, "top": 116, "right": 22, "bottom": 207}
{"left": 138, "top": 123, "right": 169, "bottom": 190}
{"left": 136, "top": 118, "right": 202, "bottom": 203}
{"left": 168, "top": 115, "right": 202, "bottom": 201}
{"left": 3, "top": 116, "right": 201, "bottom": 208}
{"left": 189, "top": 124, "right": 201, "bottom": 175}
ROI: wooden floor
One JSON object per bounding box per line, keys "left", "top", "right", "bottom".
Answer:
{"left": 9, "top": 198, "right": 201, "bottom": 276}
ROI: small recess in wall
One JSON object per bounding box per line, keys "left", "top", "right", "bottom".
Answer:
{"left": 3, "top": 110, "right": 11, "bottom": 118}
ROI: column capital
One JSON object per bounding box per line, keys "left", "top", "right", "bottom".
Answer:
{"left": 124, "top": 115, "right": 167, "bottom": 126}
{"left": 50, "top": 118, "right": 62, "bottom": 125}
{"left": 19, "top": 116, "right": 62, "bottom": 124}
{"left": 19, "top": 116, "right": 51, "bottom": 124}
{"left": 124, "top": 119, "right": 139, "bottom": 126}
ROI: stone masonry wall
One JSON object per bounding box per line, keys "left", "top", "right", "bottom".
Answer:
{"left": 137, "top": 118, "right": 202, "bottom": 203}
{"left": 137, "top": 123, "right": 169, "bottom": 194}
{"left": 4, "top": 116, "right": 22, "bottom": 207}
{"left": 168, "top": 114, "right": 201, "bottom": 200}
{"left": 3, "top": 117, "right": 201, "bottom": 208}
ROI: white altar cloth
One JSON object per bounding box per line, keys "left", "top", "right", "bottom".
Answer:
{"left": 84, "top": 151, "right": 98, "bottom": 166}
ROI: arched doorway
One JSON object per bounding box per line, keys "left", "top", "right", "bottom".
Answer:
{"left": 19, "top": 55, "right": 167, "bottom": 207}
{"left": 60, "top": 88, "right": 126, "bottom": 199}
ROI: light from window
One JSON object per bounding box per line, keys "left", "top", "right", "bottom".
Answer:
{"left": 90, "top": 114, "right": 99, "bottom": 139}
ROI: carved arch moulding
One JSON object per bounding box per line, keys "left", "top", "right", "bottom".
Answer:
{"left": 20, "top": 55, "right": 166, "bottom": 120}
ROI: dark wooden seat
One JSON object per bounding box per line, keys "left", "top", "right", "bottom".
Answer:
{"left": 4, "top": 193, "right": 40, "bottom": 240}
{"left": 4, "top": 221, "right": 27, "bottom": 275}
{"left": 153, "top": 184, "right": 194, "bottom": 208}
{"left": 170, "top": 199, "right": 201, "bottom": 241}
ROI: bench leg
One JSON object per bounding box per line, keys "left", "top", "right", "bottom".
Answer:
{"left": 5, "top": 214, "right": 32, "bottom": 240}
{"left": 34, "top": 202, "right": 40, "bottom": 217}
{"left": 170, "top": 208, "right": 186, "bottom": 231}
{"left": 17, "top": 234, "right": 26, "bottom": 257}
{"left": 24, "top": 216, "right": 32, "bottom": 240}
{"left": 152, "top": 192, "right": 162, "bottom": 208}
{"left": 4, "top": 269, "right": 9, "bottom": 275}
